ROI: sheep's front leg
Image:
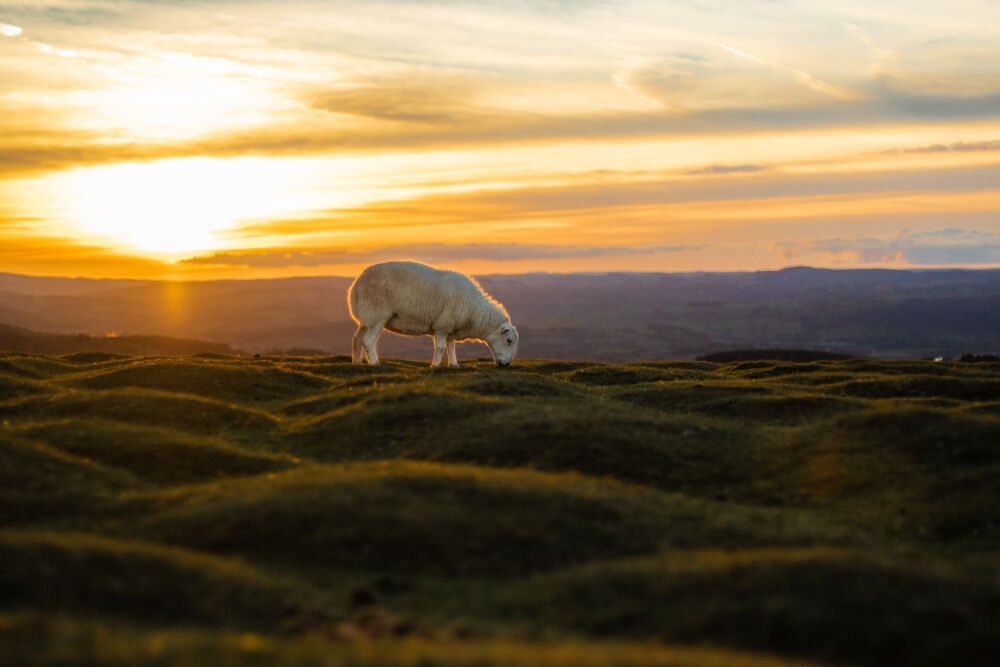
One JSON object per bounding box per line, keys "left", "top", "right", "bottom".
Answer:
{"left": 431, "top": 331, "right": 447, "bottom": 367}
{"left": 446, "top": 338, "right": 458, "bottom": 367}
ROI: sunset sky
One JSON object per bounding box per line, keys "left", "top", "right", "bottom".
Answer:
{"left": 2, "top": 0, "right": 999, "bottom": 279}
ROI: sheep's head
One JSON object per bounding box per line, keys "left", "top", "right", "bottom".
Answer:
{"left": 486, "top": 322, "right": 518, "bottom": 368}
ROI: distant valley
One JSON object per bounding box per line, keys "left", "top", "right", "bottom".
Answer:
{"left": 2, "top": 267, "right": 999, "bottom": 360}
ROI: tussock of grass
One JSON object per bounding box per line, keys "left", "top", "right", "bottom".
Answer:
{"left": 805, "top": 407, "right": 1000, "bottom": 544}
{"left": 1, "top": 359, "right": 47, "bottom": 379}
{"left": 503, "top": 548, "right": 1000, "bottom": 667}
{"left": 609, "top": 381, "right": 772, "bottom": 411}
{"left": 698, "top": 394, "right": 864, "bottom": 423}
{"left": 726, "top": 361, "right": 837, "bottom": 380}
{"left": 0, "top": 435, "right": 140, "bottom": 524}
{"left": 284, "top": 360, "right": 405, "bottom": 379}
{"left": 67, "top": 360, "right": 330, "bottom": 404}
{"left": 0, "top": 374, "right": 49, "bottom": 400}
{"left": 279, "top": 389, "right": 375, "bottom": 416}
{"left": 842, "top": 360, "right": 994, "bottom": 377}
{"left": 758, "top": 372, "right": 858, "bottom": 386}
{"left": 961, "top": 400, "right": 1000, "bottom": 416}
{"left": 512, "top": 360, "right": 589, "bottom": 373}
{"left": 118, "top": 462, "right": 673, "bottom": 577}
{"left": 338, "top": 375, "right": 416, "bottom": 391}
{"left": 725, "top": 361, "right": 775, "bottom": 371}
{"left": 14, "top": 418, "right": 295, "bottom": 484}
{"left": 0, "top": 612, "right": 819, "bottom": 667}
{"left": 416, "top": 402, "right": 761, "bottom": 495}
{"left": 825, "top": 407, "right": 1000, "bottom": 467}
{"left": 835, "top": 375, "right": 1000, "bottom": 401}
{"left": 117, "top": 461, "right": 844, "bottom": 577}
{"left": 263, "top": 354, "right": 354, "bottom": 364}
{"left": 0, "top": 531, "right": 324, "bottom": 628}
{"left": 61, "top": 352, "right": 131, "bottom": 363}
{"left": 444, "top": 371, "right": 581, "bottom": 398}
{"left": 634, "top": 360, "right": 720, "bottom": 371}
{"left": 287, "top": 392, "right": 769, "bottom": 497}
{"left": 189, "top": 352, "right": 237, "bottom": 360}
{"left": 566, "top": 365, "right": 684, "bottom": 385}
{"left": 0, "top": 388, "right": 278, "bottom": 438}
{"left": 287, "top": 388, "right": 499, "bottom": 459}
{"left": 7, "top": 353, "right": 147, "bottom": 379}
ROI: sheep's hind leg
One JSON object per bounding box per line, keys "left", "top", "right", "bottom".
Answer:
{"left": 431, "top": 331, "right": 447, "bottom": 367}
{"left": 362, "top": 318, "right": 388, "bottom": 366}
{"left": 352, "top": 325, "right": 367, "bottom": 364}
{"left": 446, "top": 338, "right": 458, "bottom": 367}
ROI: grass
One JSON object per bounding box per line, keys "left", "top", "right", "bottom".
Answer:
{"left": 12, "top": 419, "right": 296, "bottom": 484}
{"left": 500, "top": 548, "right": 1000, "bottom": 667}
{"left": 0, "top": 531, "right": 321, "bottom": 628}
{"left": 0, "top": 611, "right": 817, "bottom": 667}
{"left": 1, "top": 352, "right": 999, "bottom": 665}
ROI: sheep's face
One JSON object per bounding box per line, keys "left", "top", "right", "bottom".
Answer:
{"left": 487, "top": 323, "right": 518, "bottom": 368}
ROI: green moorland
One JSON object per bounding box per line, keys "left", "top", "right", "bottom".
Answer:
{"left": 1, "top": 352, "right": 999, "bottom": 666}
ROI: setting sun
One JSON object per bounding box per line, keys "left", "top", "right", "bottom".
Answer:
{"left": 40, "top": 158, "right": 318, "bottom": 258}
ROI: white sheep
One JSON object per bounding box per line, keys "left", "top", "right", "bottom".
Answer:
{"left": 348, "top": 261, "right": 519, "bottom": 368}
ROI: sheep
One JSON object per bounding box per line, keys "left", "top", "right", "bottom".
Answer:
{"left": 348, "top": 260, "right": 518, "bottom": 368}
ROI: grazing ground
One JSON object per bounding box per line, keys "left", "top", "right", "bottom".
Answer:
{"left": 1, "top": 352, "right": 999, "bottom": 666}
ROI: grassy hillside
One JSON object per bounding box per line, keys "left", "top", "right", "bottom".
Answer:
{"left": 1, "top": 352, "right": 999, "bottom": 665}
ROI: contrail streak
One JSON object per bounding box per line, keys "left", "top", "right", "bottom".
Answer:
{"left": 717, "top": 42, "right": 858, "bottom": 100}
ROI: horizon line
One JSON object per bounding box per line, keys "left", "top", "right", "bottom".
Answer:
{"left": 4, "top": 264, "right": 1000, "bottom": 284}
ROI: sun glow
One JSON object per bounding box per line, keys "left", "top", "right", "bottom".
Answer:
{"left": 53, "top": 158, "right": 314, "bottom": 257}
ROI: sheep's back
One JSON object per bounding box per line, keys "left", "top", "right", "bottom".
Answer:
{"left": 349, "top": 261, "right": 483, "bottom": 325}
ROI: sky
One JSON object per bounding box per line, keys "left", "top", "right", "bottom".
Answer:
{"left": 1, "top": 0, "right": 999, "bottom": 279}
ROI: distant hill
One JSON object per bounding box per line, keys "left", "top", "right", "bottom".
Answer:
{"left": 0, "top": 323, "right": 239, "bottom": 356}
{"left": 2, "top": 267, "right": 1000, "bottom": 360}
{"left": 697, "top": 349, "right": 856, "bottom": 363}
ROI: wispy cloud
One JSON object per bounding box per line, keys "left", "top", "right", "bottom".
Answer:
{"left": 1, "top": 18, "right": 80, "bottom": 61}
{"left": 0, "top": 215, "right": 42, "bottom": 230}
{"left": 778, "top": 228, "right": 1000, "bottom": 266}
{"left": 2, "top": 3, "right": 999, "bottom": 179}
{"left": 884, "top": 139, "right": 1000, "bottom": 154}
{"left": 218, "top": 161, "right": 1000, "bottom": 246}
{"left": 181, "top": 242, "right": 699, "bottom": 268}
{"left": 714, "top": 42, "right": 858, "bottom": 100}
{"left": 684, "top": 164, "right": 768, "bottom": 176}
{"left": 305, "top": 71, "right": 483, "bottom": 124}
{"left": 7, "top": 87, "right": 1000, "bottom": 179}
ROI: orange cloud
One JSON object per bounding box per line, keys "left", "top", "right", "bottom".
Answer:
{"left": 0, "top": 232, "right": 170, "bottom": 278}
